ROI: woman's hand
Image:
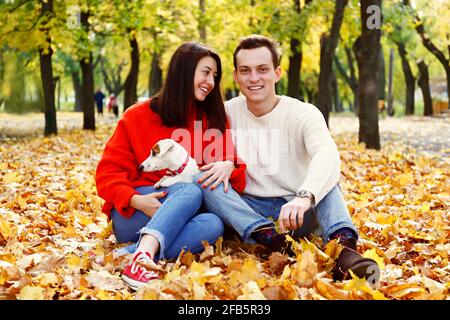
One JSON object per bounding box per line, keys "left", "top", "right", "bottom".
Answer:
{"left": 197, "top": 161, "right": 235, "bottom": 192}
{"left": 130, "top": 192, "right": 167, "bottom": 218}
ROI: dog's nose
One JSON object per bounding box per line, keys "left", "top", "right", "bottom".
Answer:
{"left": 138, "top": 165, "right": 144, "bottom": 171}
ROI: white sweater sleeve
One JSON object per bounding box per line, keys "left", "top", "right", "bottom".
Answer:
{"left": 297, "top": 106, "right": 341, "bottom": 205}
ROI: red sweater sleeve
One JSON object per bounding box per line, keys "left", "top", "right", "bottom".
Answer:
{"left": 224, "top": 120, "right": 246, "bottom": 194}
{"left": 95, "top": 119, "right": 140, "bottom": 218}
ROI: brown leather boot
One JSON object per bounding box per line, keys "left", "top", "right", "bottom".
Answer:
{"left": 332, "top": 247, "right": 380, "bottom": 286}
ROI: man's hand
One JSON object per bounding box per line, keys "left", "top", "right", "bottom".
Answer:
{"left": 130, "top": 192, "right": 167, "bottom": 218}
{"left": 197, "top": 161, "right": 235, "bottom": 192}
{"left": 279, "top": 197, "right": 312, "bottom": 232}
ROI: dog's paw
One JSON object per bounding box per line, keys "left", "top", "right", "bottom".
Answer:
{"left": 158, "top": 181, "right": 171, "bottom": 188}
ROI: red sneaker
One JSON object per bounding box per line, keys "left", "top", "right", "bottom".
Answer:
{"left": 122, "top": 251, "right": 159, "bottom": 291}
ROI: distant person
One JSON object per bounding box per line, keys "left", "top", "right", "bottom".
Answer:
{"left": 94, "top": 89, "right": 106, "bottom": 116}
{"left": 108, "top": 94, "right": 119, "bottom": 118}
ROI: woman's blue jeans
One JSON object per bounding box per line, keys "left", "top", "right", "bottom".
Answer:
{"left": 111, "top": 183, "right": 224, "bottom": 261}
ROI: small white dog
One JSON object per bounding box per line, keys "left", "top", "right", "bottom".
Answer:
{"left": 139, "top": 139, "right": 200, "bottom": 188}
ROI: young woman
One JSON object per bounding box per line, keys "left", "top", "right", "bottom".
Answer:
{"left": 95, "top": 42, "right": 246, "bottom": 290}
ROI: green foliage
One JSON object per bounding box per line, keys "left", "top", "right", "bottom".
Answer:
{"left": 0, "top": 0, "right": 447, "bottom": 114}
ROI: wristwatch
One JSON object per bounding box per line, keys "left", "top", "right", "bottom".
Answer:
{"left": 296, "top": 189, "right": 315, "bottom": 207}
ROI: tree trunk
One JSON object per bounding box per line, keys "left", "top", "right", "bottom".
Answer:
{"left": 287, "top": 38, "right": 302, "bottom": 99}
{"left": 0, "top": 50, "right": 4, "bottom": 107}
{"left": 417, "top": 60, "right": 433, "bottom": 116}
{"left": 378, "top": 45, "right": 386, "bottom": 101}
{"left": 354, "top": 0, "right": 381, "bottom": 150}
{"left": 80, "top": 53, "right": 95, "bottom": 130}
{"left": 317, "top": 0, "right": 348, "bottom": 126}
{"left": 396, "top": 41, "right": 415, "bottom": 115}
{"left": 331, "top": 71, "right": 342, "bottom": 112}
{"left": 334, "top": 47, "right": 359, "bottom": 114}
{"left": 405, "top": 0, "right": 450, "bottom": 110}
{"left": 79, "top": 10, "right": 95, "bottom": 130}
{"left": 412, "top": 10, "right": 450, "bottom": 109}
{"left": 39, "top": 0, "right": 57, "bottom": 136}
{"left": 149, "top": 51, "right": 162, "bottom": 96}
{"left": 287, "top": 0, "right": 302, "bottom": 100}
{"left": 198, "top": 0, "right": 206, "bottom": 42}
{"left": 387, "top": 48, "right": 394, "bottom": 116}
{"left": 100, "top": 58, "right": 125, "bottom": 96}
{"left": 123, "top": 35, "right": 139, "bottom": 111}
{"left": 55, "top": 75, "right": 61, "bottom": 111}
{"left": 71, "top": 71, "right": 82, "bottom": 112}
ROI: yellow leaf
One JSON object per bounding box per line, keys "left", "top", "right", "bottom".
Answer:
{"left": 295, "top": 249, "right": 317, "bottom": 287}
{"left": 2, "top": 172, "right": 21, "bottom": 184}
{"left": 396, "top": 173, "right": 414, "bottom": 186}
{"left": 0, "top": 215, "right": 13, "bottom": 240}
{"left": 237, "top": 281, "right": 267, "bottom": 300}
{"left": 280, "top": 265, "right": 291, "bottom": 280}
{"left": 39, "top": 273, "right": 59, "bottom": 286}
{"left": 78, "top": 215, "right": 94, "bottom": 227}
{"left": 17, "top": 285, "right": 46, "bottom": 300}
{"left": 420, "top": 204, "right": 430, "bottom": 213}
{"left": 98, "top": 221, "right": 112, "bottom": 239}
{"left": 66, "top": 254, "right": 81, "bottom": 269}
{"left": 62, "top": 224, "right": 78, "bottom": 238}
{"left": 344, "top": 271, "right": 387, "bottom": 300}
{"left": 384, "top": 283, "right": 426, "bottom": 299}
{"left": 363, "top": 248, "right": 386, "bottom": 270}
{"left": 17, "top": 196, "right": 27, "bottom": 210}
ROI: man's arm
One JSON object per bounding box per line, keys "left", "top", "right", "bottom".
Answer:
{"left": 296, "top": 105, "right": 341, "bottom": 205}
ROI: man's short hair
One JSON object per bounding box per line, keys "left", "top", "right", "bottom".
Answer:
{"left": 233, "top": 35, "right": 281, "bottom": 69}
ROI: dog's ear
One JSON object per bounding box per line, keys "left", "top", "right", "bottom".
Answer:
{"left": 151, "top": 143, "right": 160, "bottom": 156}
{"left": 152, "top": 139, "right": 174, "bottom": 157}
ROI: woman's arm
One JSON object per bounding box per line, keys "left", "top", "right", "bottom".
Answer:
{"left": 95, "top": 119, "right": 141, "bottom": 218}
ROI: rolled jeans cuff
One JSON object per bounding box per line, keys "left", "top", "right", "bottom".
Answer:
{"left": 137, "top": 227, "right": 166, "bottom": 259}
{"left": 242, "top": 219, "right": 275, "bottom": 244}
{"left": 323, "top": 222, "right": 359, "bottom": 244}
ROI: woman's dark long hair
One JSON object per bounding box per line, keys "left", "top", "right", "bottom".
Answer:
{"left": 150, "top": 42, "right": 227, "bottom": 133}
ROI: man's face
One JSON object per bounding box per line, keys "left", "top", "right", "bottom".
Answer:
{"left": 234, "top": 47, "right": 281, "bottom": 104}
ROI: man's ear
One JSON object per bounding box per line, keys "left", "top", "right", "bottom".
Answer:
{"left": 154, "top": 139, "right": 174, "bottom": 156}
{"left": 274, "top": 66, "right": 282, "bottom": 83}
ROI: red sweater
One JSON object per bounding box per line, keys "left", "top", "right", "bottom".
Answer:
{"left": 95, "top": 100, "right": 246, "bottom": 219}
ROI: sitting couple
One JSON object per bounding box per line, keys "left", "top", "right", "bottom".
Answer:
{"left": 95, "top": 35, "right": 380, "bottom": 291}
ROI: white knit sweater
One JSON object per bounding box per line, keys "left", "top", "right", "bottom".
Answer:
{"left": 225, "top": 95, "right": 341, "bottom": 205}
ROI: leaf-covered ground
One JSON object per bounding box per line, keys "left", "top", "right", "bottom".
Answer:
{"left": 0, "top": 113, "right": 449, "bottom": 300}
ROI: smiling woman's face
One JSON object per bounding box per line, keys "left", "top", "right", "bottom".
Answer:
{"left": 193, "top": 56, "right": 217, "bottom": 101}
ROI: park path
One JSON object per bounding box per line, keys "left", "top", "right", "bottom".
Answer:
{"left": 1, "top": 111, "right": 449, "bottom": 158}
{"left": 329, "top": 113, "right": 450, "bottom": 158}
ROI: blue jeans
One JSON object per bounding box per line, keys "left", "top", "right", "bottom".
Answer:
{"left": 196, "top": 173, "right": 357, "bottom": 244}
{"left": 111, "top": 183, "right": 224, "bottom": 261}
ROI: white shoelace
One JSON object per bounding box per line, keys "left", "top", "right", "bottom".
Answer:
{"left": 130, "top": 253, "right": 158, "bottom": 280}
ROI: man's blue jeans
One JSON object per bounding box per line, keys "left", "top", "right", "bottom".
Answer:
{"left": 111, "top": 183, "right": 224, "bottom": 261}
{"left": 196, "top": 173, "right": 358, "bottom": 245}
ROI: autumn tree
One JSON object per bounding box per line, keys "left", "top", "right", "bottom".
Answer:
{"left": 317, "top": 0, "right": 348, "bottom": 126}
{"left": 0, "top": 0, "right": 64, "bottom": 135}
{"left": 405, "top": 0, "right": 450, "bottom": 110}
{"left": 354, "top": 0, "right": 381, "bottom": 150}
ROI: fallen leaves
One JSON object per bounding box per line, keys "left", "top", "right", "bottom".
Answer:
{"left": 0, "top": 118, "right": 449, "bottom": 300}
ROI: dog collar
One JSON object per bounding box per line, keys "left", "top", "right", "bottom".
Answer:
{"left": 166, "top": 153, "right": 190, "bottom": 176}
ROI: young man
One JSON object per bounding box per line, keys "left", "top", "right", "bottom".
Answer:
{"left": 196, "top": 35, "right": 380, "bottom": 284}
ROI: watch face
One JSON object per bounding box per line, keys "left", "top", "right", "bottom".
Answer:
{"left": 297, "top": 190, "right": 307, "bottom": 197}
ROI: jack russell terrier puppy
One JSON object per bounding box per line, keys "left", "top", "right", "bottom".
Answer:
{"left": 139, "top": 139, "right": 200, "bottom": 188}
